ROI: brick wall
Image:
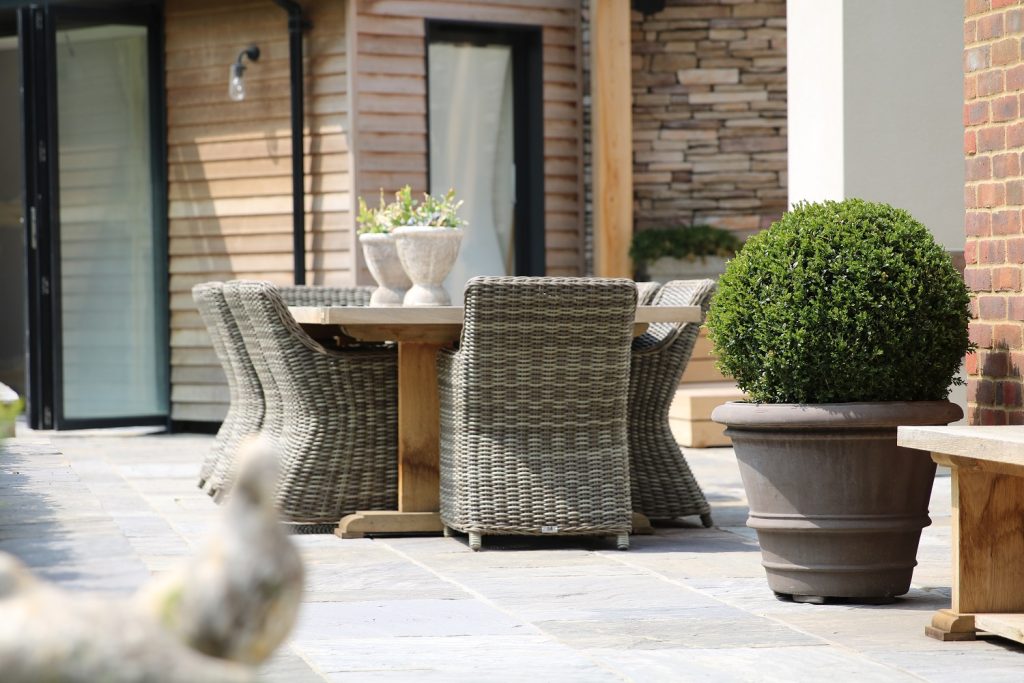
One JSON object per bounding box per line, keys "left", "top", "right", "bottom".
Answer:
{"left": 581, "top": 0, "right": 788, "bottom": 273}
{"left": 964, "top": 0, "right": 1024, "bottom": 425}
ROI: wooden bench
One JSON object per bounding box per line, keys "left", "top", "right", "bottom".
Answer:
{"left": 896, "top": 425, "right": 1024, "bottom": 644}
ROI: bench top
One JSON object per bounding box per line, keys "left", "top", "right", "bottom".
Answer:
{"left": 897, "top": 425, "right": 1024, "bottom": 468}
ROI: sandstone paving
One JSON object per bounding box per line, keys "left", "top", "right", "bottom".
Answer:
{"left": 1, "top": 426, "right": 1019, "bottom": 681}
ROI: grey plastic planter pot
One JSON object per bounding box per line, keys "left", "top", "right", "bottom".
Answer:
{"left": 711, "top": 400, "right": 963, "bottom": 602}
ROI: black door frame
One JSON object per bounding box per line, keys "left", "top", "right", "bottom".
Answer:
{"left": 19, "top": 2, "right": 168, "bottom": 430}
{"left": 424, "top": 19, "right": 546, "bottom": 277}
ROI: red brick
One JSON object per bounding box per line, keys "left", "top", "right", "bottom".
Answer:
{"left": 1009, "top": 7, "right": 1024, "bottom": 33}
{"left": 966, "top": 351, "right": 979, "bottom": 375}
{"left": 966, "top": 267, "right": 994, "bottom": 292}
{"left": 1008, "top": 409, "right": 1024, "bottom": 424}
{"left": 996, "top": 323, "right": 1024, "bottom": 348}
{"left": 967, "top": 156, "right": 993, "bottom": 180}
{"left": 993, "top": 209, "right": 1022, "bottom": 234}
{"left": 979, "top": 13, "right": 1005, "bottom": 39}
{"left": 995, "top": 151, "right": 1022, "bottom": 177}
{"left": 971, "top": 321, "right": 994, "bottom": 348}
{"left": 966, "top": 74, "right": 979, "bottom": 101}
{"left": 995, "top": 0, "right": 1021, "bottom": 9}
{"left": 983, "top": 349, "right": 1010, "bottom": 375}
{"left": 971, "top": 377, "right": 997, "bottom": 403}
{"left": 978, "top": 181, "right": 1003, "bottom": 205}
{"left": 972, "top": 297, "right": 982, "bottom": 318}
{"left": 981, "top": 295, "right": 1008, "bottom": 318}
{"left": 967, "top": 212, "right": 993, "bottom": 237}
{"left": 1008, "top": 237, "right": 1024, "bottom": 262}
{"left": 979, "top": 126, "right": 1007, "bottom": 152}
{"left": 994, "top": 266, "right": 1023, "bottom": 290}
{"left": 994, "top": 37, "right": 1020, "bottom": 65}
{"left": 967, "top": 0, "right": 991, "bottom": 17}
{"left": 980, "top": 239, "right": 1008, "bottom": 262}
{"left": 1003, "top": 380, "right": 1024, "bottom": 406}
{"left": 979, "top": 70, "right": 1005, "bottom": 97}
{"left": 967, "top": 185, "right": 979, "bottom": 210}
{"left": 979, "top": 182, "right": 1007, "bottom": 206}
{"left": 994, "top": 95, "right": 1020, "bottom": 122}
{"left": 1006, "top": 121, "right": 1024, "bottom": 147}
{"left": 1008, "top": 64, "right": 1024, "bottom": 92}
{"left": 1010, "top": 295, "right": 1024, "bottom": 319}
{"left": 965, "top": 101, "right": 990, "bottom": 126}
{"left": 965, "top": 45, "right": 991, "bottom": 73}
{"left": 966, "top": 240, "right": 979, "bottom": 264}
{"left": 1008, "top": 180, "right": 1024, "bottom": 205}
{"left": 978, "top": 408, "right": 1009, "bottom": 425}
{"left": 965, "top": 130, "right": 978, "bottom": 156}
{"left": 966, "top": 19, "right": 978, "bottom": 44}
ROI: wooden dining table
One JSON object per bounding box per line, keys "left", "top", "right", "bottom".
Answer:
{"left": 290, "top": 304, "right": 704, "bottom": 538}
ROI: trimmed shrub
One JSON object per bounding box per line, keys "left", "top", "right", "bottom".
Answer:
{"left": 705, "top": 199, "right": 971, "bottom": 404}
{"left": 629, "top": 225, "right": 741, "bottom": 268}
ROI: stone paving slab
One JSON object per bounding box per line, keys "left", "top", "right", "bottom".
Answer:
{"left": 0, "top": 427, "right": 1018, "bottom": 681}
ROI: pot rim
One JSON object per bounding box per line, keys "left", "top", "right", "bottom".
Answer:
{"left": 393, "top": 225, "right": 464, "bottom": 236}
{"left": 358, "top": 232, "right": 395, "bottom": 242}
{"left": 711, "top": 400, "right": 963, "bottom": 430}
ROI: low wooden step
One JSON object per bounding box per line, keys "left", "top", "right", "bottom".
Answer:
{"left": 669, "top": 382, "right": 745, "bottom": 448}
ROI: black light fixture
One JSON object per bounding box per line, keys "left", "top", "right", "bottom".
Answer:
{"left": 632, "top": 0, "right": 666, "bottom": 17}
{"left": 228, "top": 45, "right": 260, "bottom": 102}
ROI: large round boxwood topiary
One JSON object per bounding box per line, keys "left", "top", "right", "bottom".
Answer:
{"left": 705, "top": 199, "right": 971, "bottom": 404}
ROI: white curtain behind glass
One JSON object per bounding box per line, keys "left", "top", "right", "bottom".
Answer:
{"left": 428, "top": 42, "right": 515, "bottom": 305}
{"left": 57, "top": 25, "right": 163, "bottom": 419}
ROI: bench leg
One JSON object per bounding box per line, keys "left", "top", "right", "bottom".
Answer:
{"left": 926, "top": 609, "right": 976, "bottom": 641}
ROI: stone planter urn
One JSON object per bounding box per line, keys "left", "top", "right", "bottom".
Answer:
{"left": 646, "top": 255, "right": 729, "bottom": 282}
{"left": 359, "top": 233, "right": 411, "bottom": 307}
{"left": 393, "top": 226, "right": 464, "bottom": 306}
{"left": 711, "top": 400, "right": 963, "bottom": 603}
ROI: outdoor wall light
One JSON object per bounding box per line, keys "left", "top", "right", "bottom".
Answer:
{"left": 228, "top": 45, "right": 260, "bottom": 101}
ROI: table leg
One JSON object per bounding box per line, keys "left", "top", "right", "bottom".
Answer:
{"left": 926, "top": 455, "right": 1024, "bottom": 641}
{"left": 336, "top": 342, "right": 444, "bottom": 538}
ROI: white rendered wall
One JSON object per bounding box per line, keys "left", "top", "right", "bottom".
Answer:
{"left": 843, "top": 0, "right": 965, "bottom": 251}
{"left": 786, "top": 0, "right": 845, "bottom": 204}
{"left": 787, "top": 0, "right": 964, "bottom": 249}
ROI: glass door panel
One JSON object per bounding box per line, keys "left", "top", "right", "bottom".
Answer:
{"left": 54, "top": 21, "right": 165, "bottom": 422}
{"left": 429, "top": 42, "right": 516, "bottom": 304}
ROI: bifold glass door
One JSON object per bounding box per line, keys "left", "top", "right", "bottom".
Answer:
{"left": 21, "top": 5, "right": 167, "bottom": 429}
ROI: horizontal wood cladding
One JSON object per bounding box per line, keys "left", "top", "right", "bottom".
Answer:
{"left": 165, "top": 0, "right": 352, "bottom": 422}
{"left": 349, "top": 0, "right": 584, "bottom": 280}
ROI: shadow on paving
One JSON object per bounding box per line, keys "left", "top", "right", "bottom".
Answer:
{"left": 0, "top": 439, "right": 148, "bottom": 592}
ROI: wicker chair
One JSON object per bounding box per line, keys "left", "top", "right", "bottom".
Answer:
{"left": 192, "top": 282, "right": 265, "bottom": 494}
{"left": 628, "top": 279, "right": 717, "bottom": 527}
{"left": 636, "top": 281, "right": 662, "bottom": 305}
{"left": 439, "top": 276, "right": 637, "bottom": 551}
{"left": 226, "top": 281, "right": 397, "bottom": 529}
{"left": 205, "top": 284, "right": 373, "bottom": 499}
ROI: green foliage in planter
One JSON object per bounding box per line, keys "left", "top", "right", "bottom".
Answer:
{"left": 629, "top": 225, "right": 741, "bottom": 267}
{"left": 357, "top": 186, "right": 465, "bottom": 234}
{"left": 705, "top": 199, "right": 971, "bottom": 404}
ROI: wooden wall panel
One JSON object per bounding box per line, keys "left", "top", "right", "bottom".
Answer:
{"left": 165, "top": 0, "right": 352, "bottom": 422}
{"left": 349, "top": 0, "right": 584, "bottom": 281}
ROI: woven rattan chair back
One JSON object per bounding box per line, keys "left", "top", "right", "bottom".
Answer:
{"left": 192, "top": 282, "right": 265, "bottom": 496}
{"left": 636, "top": 281, "right": 662, "bottom": 305}
{"left": 213, "top": 283, "right": 375, "bottom": 499}
{"left": 439, "top": 276, "right": 637, "bottom": 550}
{"left": 628, "top": 279, "right": 717, "bottom": 525}
{"left": 230, "top": 281, "right": 398, "bottom": 526}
